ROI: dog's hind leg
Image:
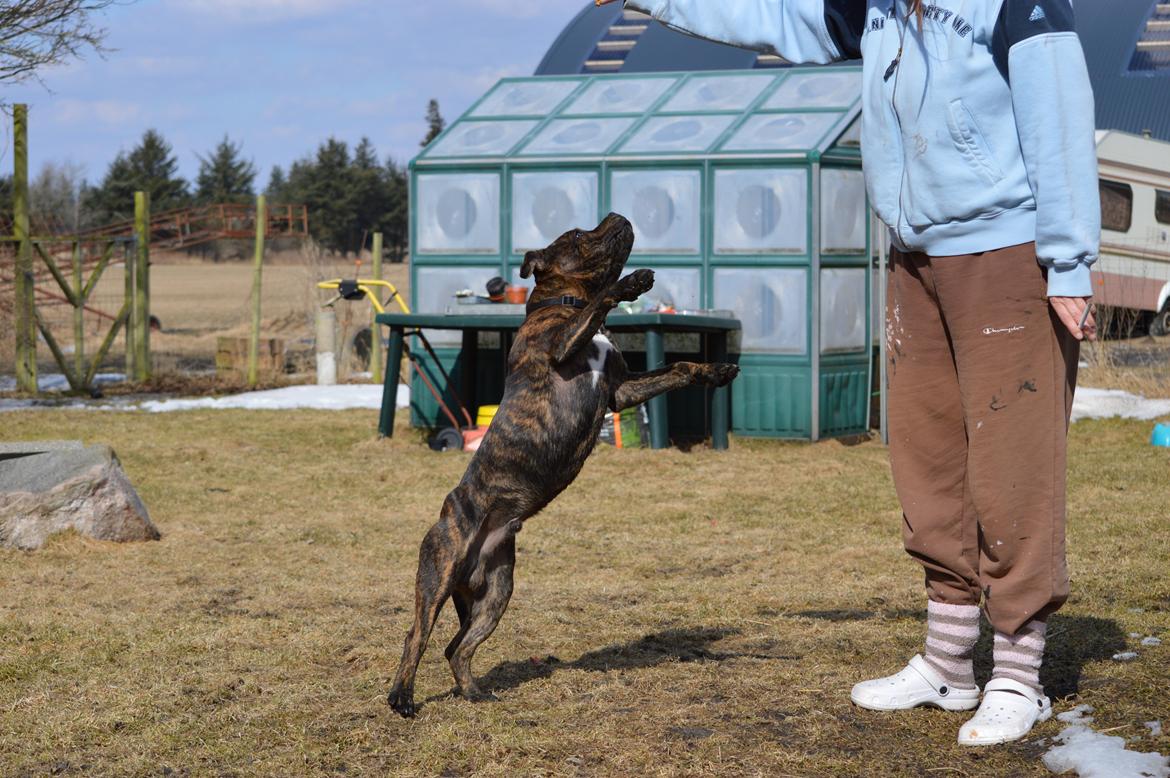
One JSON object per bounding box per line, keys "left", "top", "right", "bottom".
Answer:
{"left": 443, "top": 587, "right": 473, "bottom": 662}
{"left": 448, "top": 535, "right": 517, "bottom": 701}
{"left": 387, "top": 517, "right": 461, "bottom": 718}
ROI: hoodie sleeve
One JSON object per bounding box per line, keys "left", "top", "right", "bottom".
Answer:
{"left": 992, "top": 0, "right": 1100, "bottom": 298}
{"left": 624, "top": 0, "right": 862, "bottom": 64}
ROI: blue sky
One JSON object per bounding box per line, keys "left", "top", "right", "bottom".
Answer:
{"left": 2, "top": 0, "right": 587, "bottom": 188}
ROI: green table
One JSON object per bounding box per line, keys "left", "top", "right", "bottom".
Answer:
{"left": 374, "top": 311, "right": 741, "bottom": 450}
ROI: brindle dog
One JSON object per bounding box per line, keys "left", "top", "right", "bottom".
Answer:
{"left": 387, "top": 213, "right": 739, "bottom": 717}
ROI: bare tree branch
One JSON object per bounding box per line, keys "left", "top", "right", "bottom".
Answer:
{"left": 0, "top": 0, "right": 121, "bottom": 87}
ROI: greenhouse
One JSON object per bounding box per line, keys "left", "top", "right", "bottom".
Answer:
{"left": 408, "top": 67, "right": 871, "bottom": 440}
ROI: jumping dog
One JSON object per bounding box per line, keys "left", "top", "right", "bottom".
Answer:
{"left": 388, "top": 213, "right": 739, "bottom": 717}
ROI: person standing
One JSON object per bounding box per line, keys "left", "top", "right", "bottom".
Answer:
{"left": 598, "top": 0, "right": 1099, "bottom": 745}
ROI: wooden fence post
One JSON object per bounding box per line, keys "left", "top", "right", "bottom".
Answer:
{"left": 247, "top": 194, "right": 266, "bottom": 387}
{"left": 72, "top": 241, "right": 84, "bottom": 381}
{"left": 370, "top": 231, "right": 383, "bottom": 384}
{"left": 125, "top": 237, "right": 136, "bottom": 379}
{"left": 134, "top": 191, "right": 151, "bottom": 380}
{"left": 13, "top": 104, "right": 36, "bottom": 393}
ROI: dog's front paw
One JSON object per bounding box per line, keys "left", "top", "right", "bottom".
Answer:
{"left": 700, "top": 363, "right": 739, "bottom": 387}
{"left": 388, "top": 685, "right": 417, "bottom": 718}
{"left": 611, "top": 269, "right": 655, "bottom": 303}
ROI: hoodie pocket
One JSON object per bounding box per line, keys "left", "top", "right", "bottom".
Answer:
{"left": 946, "top": 99, "right": 1004, "bottom": 186}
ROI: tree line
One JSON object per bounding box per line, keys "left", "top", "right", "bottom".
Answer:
{"left": 5, "top": 100, "right": 449, "bottom": 261}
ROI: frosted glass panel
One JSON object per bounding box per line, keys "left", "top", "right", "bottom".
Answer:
{"left": 820, "top": 268, "right": 867, "bottom": 353}
{"left": 721, "top": 112, "right": 840, "bottom": 152}
{"left": 836, "top": 116, "right": 861, "bottom": 147}
{"left": 821, "top": 169, "right": 867, "bottom": 253}
{"left": 416, "top": 266, "right": 501, "bottom": 345}
{"left": 765, "top": 71, "right": 862, "bottom": 109}
{"left": 713, "top": 267, "right": 807, "bottom": 353}
{"left": 520, "top": 118, "right": 635, "bottom": 155}
{"left": 713, "top": 168, "right": 807, "bottom": 254}
{"left": 619, "top": 115, "right": 736, "bottom": 154}
{"left": 625, "top": 266, "right": 702, "bottom": 310}
{"left": 611, "top": 169, "right": 701, "bottom": 254}
{"left": 662, "top": 74, "right": 775, "bottom": 112}
{"left": 511, "top": 171, "right": 598, "bottom": 251}
{"left": 416, "top": 174, "right": 500, "bottom": 254}
{"left": 425, "top": 120, "right": 537, "bottom": 158}
{"left": 566, "top": 77, "right": 677, "bottom": 115}
{"left": 471, "top": 80, "right": 580, "bottom": 117}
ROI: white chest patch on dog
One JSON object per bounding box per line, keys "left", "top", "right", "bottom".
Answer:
{"left": 587, "top": 333, "right": 613, "bottom": 388}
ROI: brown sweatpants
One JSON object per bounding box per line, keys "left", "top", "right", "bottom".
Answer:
{"left": 886, "top": 242, "right": 1079, "bottom": 636}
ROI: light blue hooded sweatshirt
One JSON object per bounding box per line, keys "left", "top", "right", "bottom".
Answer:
{"left": 624, "top": 0, "right": 1100, "bottom": 297}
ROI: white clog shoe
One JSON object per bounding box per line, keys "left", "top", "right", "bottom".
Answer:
{"left": 957, "top": 677, "right": 1052, "bottom": 746}
{"left": 850, "top": 654, "right": 981, "bottom": 712}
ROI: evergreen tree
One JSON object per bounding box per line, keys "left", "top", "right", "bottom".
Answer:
{"left": 351, "top": 137, "right": 389, "bottom": 251}
{"left": 421, "top": 99, "right": 445, "bottom": 147}
{"left": 265, "top": 165, "right": 287, "bottom": 200}
{"left": 194, "top": 136, "right": 257, "bottom": 204}
{"left": 284, "top": 138, "right": 356, "bottom": 253}
{"left": 0, "top": 175, "right": 12, "bottom": 228}
{"left": 381, "top": 158, "right": 409, "bottom": 263}
{"left": 85, "top": 129, "right": 189, "bottom": 224}
{"left": 273, "top": 139, "right": 411, "bottom": 256}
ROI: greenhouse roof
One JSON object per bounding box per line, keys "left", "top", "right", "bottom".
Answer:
{"left": 414, "top": 68, "right": 861, "bottom": 167}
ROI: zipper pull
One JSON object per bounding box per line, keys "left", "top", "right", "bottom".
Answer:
{"left": 883, "top": 47, "right": 902, "bottom": 82}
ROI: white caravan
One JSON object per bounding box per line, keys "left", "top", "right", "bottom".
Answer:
{"left": 1094, "top": 130, "right": 1170, "bottom": 335}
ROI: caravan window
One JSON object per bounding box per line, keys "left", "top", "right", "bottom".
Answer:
{"left": 1099, "top": 179, "right": 1133, "bottom": 232}
{"left": 1156, "top": 190, "right": 1170, "bottom": 225}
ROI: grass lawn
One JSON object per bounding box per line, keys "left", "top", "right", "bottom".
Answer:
{"left": 1, "top": 409, "right": 1167, "bottom": 776}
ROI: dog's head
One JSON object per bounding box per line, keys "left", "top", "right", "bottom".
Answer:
{"left": 520, "top": 212, "right": 634, "bottom": 299}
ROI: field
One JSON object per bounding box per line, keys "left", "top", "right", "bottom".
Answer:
{"left": 1, "top": 407, "right": 1168, "bottom": 776}
{"left": 3, "top": 252, "right": 411, "bottom": 379}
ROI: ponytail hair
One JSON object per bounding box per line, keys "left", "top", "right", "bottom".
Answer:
{"left": 907, "top": 0, "right": 924, "bottom": 30}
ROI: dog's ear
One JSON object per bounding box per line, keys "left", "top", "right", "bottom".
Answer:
{"left": 519, "top": 249, "right": 547, "bottom": 279}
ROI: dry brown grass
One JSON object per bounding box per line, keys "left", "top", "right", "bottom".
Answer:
{"left": 1, "top": 407, "right": 1167, "bottom": 776}
{"left": 1079, "top": 335, "right": 1170, "bottom": 399}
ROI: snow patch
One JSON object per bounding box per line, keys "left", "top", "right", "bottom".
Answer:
{"left": 0, "top": 373, "right": 125, "bottom": 392}
{"left": 1, "top": 384, "right": 410, "bottom": 413}
{"left": 1113, "top": 651, "right": 1139, "bottom": 662}
{"left": 1148, "top": 721, "right": 1164, "bottom": 738}
{"left": 1141, "top": 636, "right": 1162, "bottom": 647}
{"left": 138, "top": 384, "right": 408, "bottom": 412}
{"left": 1044, "top": 705, "right": 1169, "bottom": 778}
{"left": 1072, "top": 387, "right": 1170, "bottom": 422}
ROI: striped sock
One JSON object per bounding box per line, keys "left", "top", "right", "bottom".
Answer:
{"left": 923, "top": 600, "right": 980, "bottom": 690}
{"left": 992, "top": 620, "right": 1047, "bottom": 695}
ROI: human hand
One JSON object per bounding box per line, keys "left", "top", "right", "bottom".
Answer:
{"left": 1050, "top": 296, "right": 1096, "bottom": 341}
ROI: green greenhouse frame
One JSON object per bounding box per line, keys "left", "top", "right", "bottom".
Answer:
{"left": 407, "top": 67, "right": 871, "bottom": 441}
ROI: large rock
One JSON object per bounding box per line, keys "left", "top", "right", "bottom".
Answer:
{"left": 0, "top": 441, "right": 159, "bottom": 550}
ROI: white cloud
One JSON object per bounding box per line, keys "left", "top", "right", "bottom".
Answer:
{"left": 51, "top": 99, "right": 143, "bottom": 125}
{"left": 456, "top": 0, "right": 585, "bottom": 20}
{"left": 170, "top": 0, "right": 355, "bottom": 22}
{"left": 470, "top": 64, "right": 528, "bottom": 93}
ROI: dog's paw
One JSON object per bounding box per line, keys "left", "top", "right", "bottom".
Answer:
{"left": 612, "top": 269, "right": 655, "bottom": 302}
{"left": 462, "top": 689, "right": 500, "bottom": 704}
{"left": 701, "top": 363, "right": 739, "bottom": 387}
{"left": 387, "top": 686, "right": 417, "bottom": 718}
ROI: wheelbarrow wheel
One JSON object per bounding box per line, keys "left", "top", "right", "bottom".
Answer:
{"left": 429, "top": 427, "right": 464, "bottom": 452}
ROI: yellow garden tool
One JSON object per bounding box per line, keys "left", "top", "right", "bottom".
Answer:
{"left": 316, "top": 277, "right": 409, "bottom": 314}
